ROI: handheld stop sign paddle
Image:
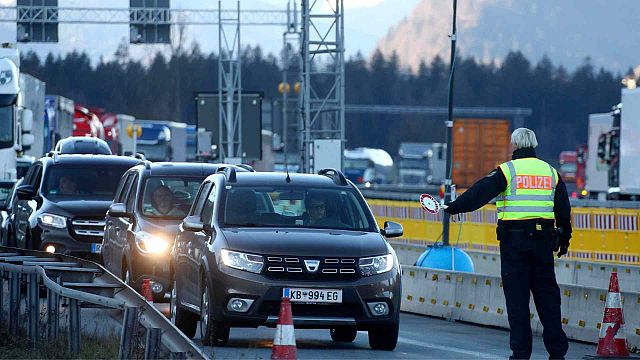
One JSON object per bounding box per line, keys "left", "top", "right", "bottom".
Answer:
{"left": 419, "top": 193, "right": 440, "bottom": 214}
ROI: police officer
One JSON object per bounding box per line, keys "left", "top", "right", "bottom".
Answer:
{"left": 444, "top": 128, "right": 571, "bottom": 359}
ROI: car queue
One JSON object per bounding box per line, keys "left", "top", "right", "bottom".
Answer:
{"left": 1, "top": 139, "right": 405, "bottom": 351}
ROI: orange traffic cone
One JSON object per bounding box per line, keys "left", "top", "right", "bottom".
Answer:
{"left": 271, "top": 297, "right": 297, "bottom": 360}
{"left": 596, "top": 271, "right": 629, "bottom": 357}
{"left": 141, "top": 278, "right": 154, "bottom": 303}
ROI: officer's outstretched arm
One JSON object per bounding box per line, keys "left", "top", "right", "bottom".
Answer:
{"left": 445, "top": 168, "right": 507, "bottom": 215}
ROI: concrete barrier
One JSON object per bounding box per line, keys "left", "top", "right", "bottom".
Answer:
{"left": 391, "top": 241, "right": 640, "bottom": 293}
{"left": 400, "top": 265, "right": 640, "bottom": 348}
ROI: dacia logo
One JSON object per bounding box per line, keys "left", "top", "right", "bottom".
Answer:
{"left": 304, "top": 259, "right": 320, "bottom": 273}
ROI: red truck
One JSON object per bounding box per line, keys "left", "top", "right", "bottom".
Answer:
{"left": 89, "top": 107, "right": 120, "bottom": 154}
{"left": 558, "top": 151, "right": 577, "bottom": 182}
{"left": 73, "top": 105, "right": 105, "bottom": 139}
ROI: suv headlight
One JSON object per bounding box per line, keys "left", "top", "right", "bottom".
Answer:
{"left": 38, "top": 213, "right": 66, "bottom": 229}
{"left": 359, "top": 254, "right": 394, "bottom": 276}
{"left": 135, "top": 232, "right": 169, "bottom": 254}
{"left": 221, "top": 249, "right": 264, "bottom": 274}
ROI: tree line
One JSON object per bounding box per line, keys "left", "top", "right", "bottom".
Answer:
{"left": 20, "top": 43, "right": 624, "bottom": 162}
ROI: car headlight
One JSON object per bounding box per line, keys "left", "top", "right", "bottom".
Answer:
{"left": 38, "top": 213, "right": 66, "bottom": 229}
{"left": 359, "top": 254, "right": 394, "bottom": 276}
{"left": 135, "top": 232, "right": 169, "bottom": 254}
{"left": 0, "top": 70, "right": 13, "bottom": 85}
{"left": 221, "top": 249, "right": 264, "bottom": 274}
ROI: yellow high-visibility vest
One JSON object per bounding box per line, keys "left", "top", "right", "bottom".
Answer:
{"left": 496, "top": 158, "right": 558, "bottom": 221}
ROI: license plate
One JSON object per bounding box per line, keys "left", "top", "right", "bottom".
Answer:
{"left": 91, "top": 243, "right": 102, "bottom": 254}
{"left": 283, "top": 288, "right": 342, "bottom": 304}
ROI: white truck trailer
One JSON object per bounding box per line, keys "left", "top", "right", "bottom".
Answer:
{"left": 0, "top": 43, "right": 34, "bottom": 180}
{"left": 586, "top": 113, "right": 612, "bottom": 200}
{"left": 616, "top": 88, "right": 640, "bottom": 199}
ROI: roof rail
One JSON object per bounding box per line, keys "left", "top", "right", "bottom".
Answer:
{"left": 221, "top": 166, "right": 237, "bottom": 182}
{"left": 318, "top": 168, "right": 348, "bottom": 186}
{"left": 46, "top": 151, "right": 60, "bottom": 163}
{"left": 236, "top": 164, "right": 255, "bottom": 172}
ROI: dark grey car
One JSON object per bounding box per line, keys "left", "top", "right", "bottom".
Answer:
{"left": 170, "top": 168, "right": 403, "bottom": 350}
{"left": 102, "top": 162, "right": 250, "bottom": 302}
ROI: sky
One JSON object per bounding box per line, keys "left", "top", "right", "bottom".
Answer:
{"left": 0, "top": 0, "right": 421, "bottom": 65}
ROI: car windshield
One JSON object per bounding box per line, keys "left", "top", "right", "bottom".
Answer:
{"left": 141, "top": 177, "right": 203, "bottom": 219}
{"left": 42, "top": 164, "right": 133, "bottom": 201}
{"left": 399, "top": 158, "right": 428, "bottom": 169}
{"left": 221, "top": 186, "right": 376, "bottom": 232}
{"left": 137, "top": 144, "right": 169, "bottom": 162}
{"left": 344, "top": 158, "right": 371, "bottom": 170}
{"left": 560, "top": 163, "right": 577, "bottom": 173}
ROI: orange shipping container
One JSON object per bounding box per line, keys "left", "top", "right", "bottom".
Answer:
{"left": 452, "top": 118, "right": 510, "bottom": 188}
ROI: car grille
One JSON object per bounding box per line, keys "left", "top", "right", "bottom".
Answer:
{"left": 263, "top": 256, "right": 360, "bottom": 281}
{"left": 70, "top": 217, "right": 105, "bottom": 243}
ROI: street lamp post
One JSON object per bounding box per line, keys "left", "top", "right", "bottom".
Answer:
{"left": 442, "top": 0, "right": 458, "bottom": 246}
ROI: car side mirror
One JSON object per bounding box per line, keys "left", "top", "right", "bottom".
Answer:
{"left": 108, "top": 203, "right": 130, "bottom": 218}
{"left": 382, "top": 221, "right": 403, "bottom": 238}
{"left": 183, "top": 215, "right": 205, "bottom": 232}
{"left": 16, "top": 184, "right": 36, "bottom": 201}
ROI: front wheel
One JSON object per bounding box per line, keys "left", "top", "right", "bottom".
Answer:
{"left": 200, "top": 282, "right": 229, "bottom": 346}
{"left": 170, "top": 279, "right": 198, "bottom": 338}
{"left": 368, "top": 318, "right": 399, "bottom": 350}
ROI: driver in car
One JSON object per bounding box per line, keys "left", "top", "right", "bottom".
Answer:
{"left": 148, "top": 185, "right": 185, "bottom": 217}
{"left": 305, "top": 193, "right": 347, "bottom": 227}
{"left": 58, "top": 175, "right": 78, "bottom": 195}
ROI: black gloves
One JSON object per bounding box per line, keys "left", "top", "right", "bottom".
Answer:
{"left": 553, "top": 227, "right": 570, "bottom": 258}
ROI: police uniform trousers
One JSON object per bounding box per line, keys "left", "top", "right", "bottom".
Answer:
{"left": 498, "top": 222, "right": 569, "bottom": 359}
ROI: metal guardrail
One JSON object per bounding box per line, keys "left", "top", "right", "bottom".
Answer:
{"left": 0, "top": 246, "right": 208, "bottom": 359}
{"left": 361, "top": 185, "right": 640, "bottom": 208}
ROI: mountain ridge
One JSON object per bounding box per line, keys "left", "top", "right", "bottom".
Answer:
{"left": 375, "top": 0, "right": 640, "bottom": 73}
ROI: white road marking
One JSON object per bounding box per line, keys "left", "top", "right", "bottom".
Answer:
{"left": 398, "top": 336, "right": 498, "bottom": 358}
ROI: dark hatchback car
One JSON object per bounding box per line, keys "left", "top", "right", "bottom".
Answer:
{"left": 12, "top": 153, "right": 140, "bottom": 257}
{"left": 171, "top": 168, "right": 403, "bottom": 350}
{"left": 102, "top": 162, "right": 251, "bottom": 302}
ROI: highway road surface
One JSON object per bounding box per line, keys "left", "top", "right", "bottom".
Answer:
{"left": 191, "top": 312, "right": 597, "bottom": 359}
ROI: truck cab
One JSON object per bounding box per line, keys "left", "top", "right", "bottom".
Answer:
{"left": 0, "top": 43, "right": 35, "bottom": 180}
{"left": 136, "top": 120, "right": 187, "bottom": 162}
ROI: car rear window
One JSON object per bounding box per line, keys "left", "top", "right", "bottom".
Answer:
{"left": 220, "top": 186, "right": 376, "bottom": 232}
{"left": 61, "top": 141, "right": 111, "bottom": 155}
{"left": 42, "top": 163, "right": 133, "bottom": 201}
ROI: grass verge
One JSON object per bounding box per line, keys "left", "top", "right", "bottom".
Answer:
{"left": 0, "top": 328, "right": 120, "bottom": 359}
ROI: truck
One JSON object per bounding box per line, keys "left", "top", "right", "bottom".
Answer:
{"left": 135, "top": 120, "right": 187, "bottom": 162}
{"left": 0, "top": 43, "right": 35, "bottom": 180}
{"left": 585, "top": 113, "right": 612, "bottom": 200}
{"left": 73, "top": 105, "right": 105, "bottom": 139}
{"left": 452, "top": 118, "right": 510, "bottom": 189}
{"left": 558, "top": 151, "right": 577, "bottom": 182}
{"left": 44, "top": 95, "right": 74, "bottom": 152}
{"left": 186, "top": 125, "right": 215, "bottom": 161}
{"left": 20, "top": 74, "right": 45, "bottom": 159}
{"left": 343, "top": 147, "right": 394, "bottom": 185}
{"left": 598, "top": 88, "right": 640, "bottom": 200}
{"left": 396, "top": 142, "right": 447, "bottom": 186}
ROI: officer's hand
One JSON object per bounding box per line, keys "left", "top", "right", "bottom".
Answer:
{"left": 557, "top": 245, "right": 568, "bottom": 258}
{"left": 556, "top": 238, "right": 570, "bottom": 258}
